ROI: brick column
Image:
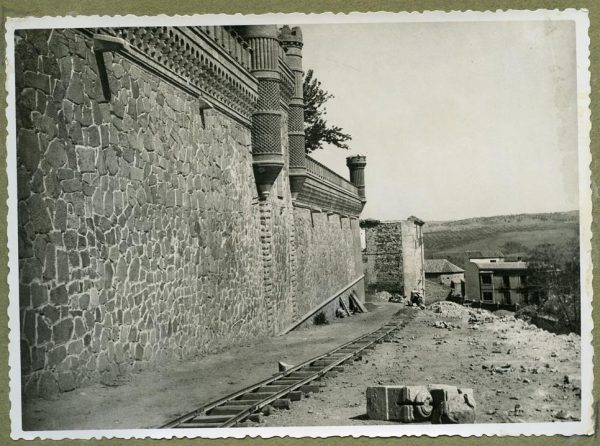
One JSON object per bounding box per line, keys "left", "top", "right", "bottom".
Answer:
{"left": 279, "top": 26, "right": 306, "bottom": 200}
{"left": 239, "top": 25, "right": 284, "bottom": 200}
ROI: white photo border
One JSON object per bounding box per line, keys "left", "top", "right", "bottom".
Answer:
{"left": 5, "top": 8, "right": 593, "bottom": 440}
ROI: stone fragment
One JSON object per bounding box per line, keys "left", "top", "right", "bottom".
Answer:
{"left": 366, "top": 385, "right": 433, "bottom": 422}
{"left": 430, "top": 385, "right": 476, "bottom": 424}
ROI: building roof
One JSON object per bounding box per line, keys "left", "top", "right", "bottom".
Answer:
{"left": 466, "top": 250, "right": 505, "bottom": 259}
{"left": 425, "top": 259, "right": 465, "bottom": 274}
{"left": 472, "top": 260, "right": 527, "bottom": 271}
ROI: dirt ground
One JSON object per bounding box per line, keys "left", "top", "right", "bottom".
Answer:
{"left": 262, "top": 301, "right": 581, "bottom": 426}
{"left": 22, "top": 303, "right": 400, "bottom": 430}
{"left": 23, "top": 301, "right": 581, "bottom": 430}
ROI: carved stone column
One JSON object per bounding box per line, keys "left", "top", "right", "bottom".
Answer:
{"left": 279, "top": 25, "right": 306, "bottom": 200}
{"left": 346, "top": 155, "right": 367, "bottom": 207}
{"left": 239, "top": 25, "right": 284, "bottom": 199}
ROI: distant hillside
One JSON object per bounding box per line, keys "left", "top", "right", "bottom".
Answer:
{"left": 423, "top": 211, "right": 579, "bottom": 267}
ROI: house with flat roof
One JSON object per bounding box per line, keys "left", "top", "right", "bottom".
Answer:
{"left": 465, "top": 260, "right": 528, "bottom": 306}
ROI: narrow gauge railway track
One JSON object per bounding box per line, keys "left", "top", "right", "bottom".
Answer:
{"left": 161, "top": 313, "right": 406, "bottom": 429}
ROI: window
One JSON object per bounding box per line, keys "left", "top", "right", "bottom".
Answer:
{"left": 481, "top": 274, "right": 492, "bottom": 285}
{"left": 502, "top": 275, "right": 510, "bottom": 288}
{"left": 483, "top": 291, "right": 493, "bottom": 301}
{"left": 503, "top": 290, "right": 511, "bottom": 304}
{"left": 490, "top": 259, "right": 497, "bottom": 263}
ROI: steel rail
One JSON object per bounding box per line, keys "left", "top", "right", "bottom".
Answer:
{"left": 161, "top": 323, "right": 390, "bottom": 428}
{"left": 220, "top": 322, "right": 400, "bottom": 428}
{"left": 161, "top": 315, "right": 403, "bottom": 429}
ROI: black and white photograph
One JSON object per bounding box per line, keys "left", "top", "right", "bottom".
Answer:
{"left": 6, "top": 10, "right": 593, "bottom": 439}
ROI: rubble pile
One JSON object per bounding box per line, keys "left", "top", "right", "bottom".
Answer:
{"left": 429, "top": 301, "right": 468, "bottom": 318}
{"left": 372, "top": 291, "right": 392, "bottom": 302}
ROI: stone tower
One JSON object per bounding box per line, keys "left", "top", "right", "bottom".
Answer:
{"left": 238, "top": 25, "right": 284, "bottom": 199}
{"left": 279, "top": 25, "right": 307, "bottom": 200}
{"left": 346, "top": 155, "right": 367, "bottom": 206}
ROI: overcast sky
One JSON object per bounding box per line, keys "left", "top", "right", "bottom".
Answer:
{"left": 301, "top": 20, "right": 579, "bottom": 221}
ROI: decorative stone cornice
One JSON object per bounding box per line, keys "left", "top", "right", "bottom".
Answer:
{"left": 295, "top": 157, "right": 364, "bottom": 217}
{"left": 81, "top": 26, "right": 259, "bottom": 127}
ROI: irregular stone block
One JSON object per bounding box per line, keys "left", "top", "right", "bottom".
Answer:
{"left": 18, "top": 128, "right": 40, "bottom": 173}
{"left": 29, "top": 195, "right": 52, "bottom": 233}
{"left": 36, "top": 315, "right": 52, "bottom": 344}
{"left": 45, "top": 139, "right": 67, "bottom": 168}
{"left": 58, "top": 371, "right": 76, "bottom": 392}
{"left": 50, "top": 284, "right": 68, "bottom": 305}
{"left": 31, "top": 346, "right": 46, "bottom": 371}
{"left": 52, "top": 318, "right": 74, "bottom": 345}
{"left": 366, "top": 385, "right": 433, "bottom": 422}
{"left": 24, "top": 71, "right": 51, "bottom": 94}
{"left": 430, "top": 385, "right": 476, "bottom": 424}
{"left": 66, "top": 72, "right": 84, "bottom": 104}
{"left": 47, "top": 345, "right": 66, "bottom": 367}
{"left": 56, "top": 250, "right": 70, "bottom": 283}
{"left": 30, "top": 282, "right": 48, "bottom": 308}
{"left": 38, "top": 371, "right": 59, "bottom": 400}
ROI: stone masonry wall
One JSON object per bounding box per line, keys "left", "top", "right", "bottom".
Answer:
{"left": 16, "top": 29, "right": 267, "bottom": 398}
{"left": 16, "top": 28, "right": 365, "bottom": 399}
{"left": 400, "top": 220, "right": 425, "bottom": 296}
{"left": 294, "top": 209, "right": 361, "bottom": 323}
{"left": 364, "top": 222, "right": 404, "bottom": 293}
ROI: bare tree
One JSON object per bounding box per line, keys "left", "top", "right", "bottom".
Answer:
{"left": 526, "top": 240, "right": 580, "bottom": 333}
